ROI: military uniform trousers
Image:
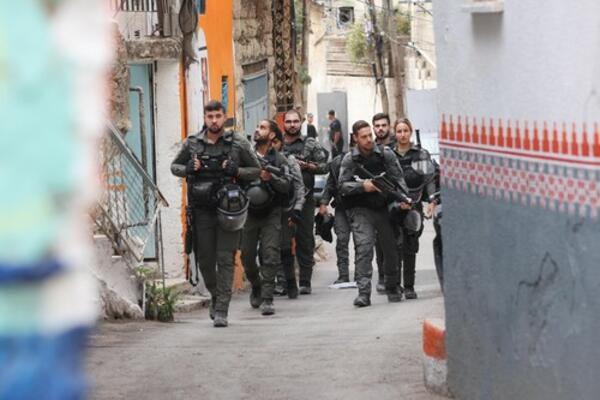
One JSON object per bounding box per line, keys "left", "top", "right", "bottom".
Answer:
{"left": 375, "top": 210, "right": 423, "bottom": 289}
{"left": 294, "top": 196, "right": 316, "bottom": 285}
{"left": 192, "top": 208, "right": 241, "bottom": 315}
{"left": 279, "top": 212, "right": 296, "bottom": 283}
{"left": 348, "top": 207, "right": 398, "bottom": 295}
{"left": 241, "top": 208, "right": 282, "bottom": 300}
{"left": 333, "top": 207, "right": 351, "bottom": 280}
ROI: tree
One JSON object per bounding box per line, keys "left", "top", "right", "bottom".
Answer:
{"left": 367, "top": 0, "right": 389, "bottom": 115}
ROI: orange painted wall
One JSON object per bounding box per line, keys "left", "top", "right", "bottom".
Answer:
{"left": 198, "top": 0, "right": 235, "bottom": 118}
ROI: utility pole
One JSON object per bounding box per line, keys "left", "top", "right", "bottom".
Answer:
{"left": 384, "top": 0, "right": 406, "bottom": 120}
{"left": 367, "top": 0, "right": 389, "bottom": 114}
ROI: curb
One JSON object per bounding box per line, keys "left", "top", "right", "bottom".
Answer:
{"left": 423, "top": 318, "right": 452, "bottom": 398}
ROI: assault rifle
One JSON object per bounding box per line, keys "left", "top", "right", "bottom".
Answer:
{"left": 257, "top": 155, "right": 288, "bottom": 177}
{"left": 354, "top": 164, "right": 412, "bottom": 205}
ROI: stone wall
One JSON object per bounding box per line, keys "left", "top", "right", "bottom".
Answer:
{"left": 108, "top": 23, "right": 131, "bottom": 134}
{"left": 233, "top": 0, "right": 276, "bottom": 127}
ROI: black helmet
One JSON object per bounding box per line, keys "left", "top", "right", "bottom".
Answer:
{"left": 216, "top": 184, "right": 249, "bottom": 231}
{"left": 403, "top": 209, "right": 422, "bottom": 233}
{"left": 246, "top": 181, "right": 273, "bottom": 213}
{"left": 315, "top": 213, "right": 334, "bottom": 242}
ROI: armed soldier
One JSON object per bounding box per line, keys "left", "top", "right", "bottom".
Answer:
{"left": 171, "top": 100, "right": 260, "bottom": 327}
{"left": 391, "top": 118, "right": 437, "bottom": 299}
{"left": 319, "top": 137, "right": 353, "bottom": 284}
{"left": 338, "top": 120, "right": 410, "bottom": 307}
{"left": 272, "top": 130, "right": 305, "bottom": 298}
{"left": 282, "top": 109, "right": 328, "bottom": 294}
{"left": 241, "top": 120, "right": 292, "bottom": 316}
{"left": 372, "top": 112, "right": 395, "bottom": 293}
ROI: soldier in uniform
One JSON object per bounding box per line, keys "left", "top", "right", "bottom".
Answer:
{"left": 339, "top": 120, "right": 410, "bottom": 307}
{"left": 319, "top": 137, "right": 353, "bottom": 284}
{"left": 171, "top": 100, "right": 260, "bottom": 327}
{"left": 392, "top": 118, "right": 437, "bottom": 299}
{"left": 282, "top": 109, "right": 328, "bottom": 294}
{"left": 272, "top": 131, "right": 306, "bottom": 299}
{"left": 373, "top": 112, "right": 395, "bottom": 149}
{"left": 372, "top": 112, "right": 395, "bottom": 293}
{"left": 241, "top": 120, "right": 291, "bottom": 316}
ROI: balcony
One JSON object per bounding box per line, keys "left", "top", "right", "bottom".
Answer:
{"left": 111, "top": 0, "right": 177, "bottom": 39}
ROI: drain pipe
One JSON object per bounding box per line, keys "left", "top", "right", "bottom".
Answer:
{"left": 129, "top": 86, "right": 150, "bottom": 219}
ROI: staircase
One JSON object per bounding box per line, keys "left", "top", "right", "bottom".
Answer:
{"left": 91, "top": 121, "right": 169, "bottom": 318}
{"left": 326, "top": 36, "right": 372, "bottom": 77}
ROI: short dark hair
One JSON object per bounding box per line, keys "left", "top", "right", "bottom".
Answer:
{"left": 372, "top": 112, "right": 390, "bottom": 124}
{"left": 204, "top": 100, "right": 226, "bottom": 114}
{"left": 328, "top": 110, "right": 335, "bottom": 116}
{"left": 267, "top": 120, "right": 283, "bottom": 142}
{"left": 284, "top": 109, "right": 301, "bottom": 121}
{"left": 352, "top": 120, "right": 370, "bottom": 135}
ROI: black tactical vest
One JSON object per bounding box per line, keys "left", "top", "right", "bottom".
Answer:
{"left": 284, "top": 138, "right": 315, "bottom": 193}
{"left": 345, "top": 148, "right": 388, "bottom": 209}
{"left": 187, "top": 133, "right": 235, "bottom": 207}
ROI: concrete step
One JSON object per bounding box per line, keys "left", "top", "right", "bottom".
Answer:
{"left": 175, "top": 295, "right": 210, "bottom": 313}
{"left": 152, "top": 277, "right": 198, "bottom": 296}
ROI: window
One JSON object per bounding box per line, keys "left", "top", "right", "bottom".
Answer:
{"left": 196, "top": 0, "right": 206, "bottom": 14}
{"left": 338, "top": 7, "right": 354, "bottom": 26}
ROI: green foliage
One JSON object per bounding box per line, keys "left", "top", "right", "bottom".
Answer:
{"left": 144, "top": 282, "right": 180, "bottom": 322}
{"left": 297, "top": 64, "right": 311, "bottom": 85}
{"left": 346, "top": 22, "right": 371, "bottom": 64}
{"left": 133, "top": 265, "right": 156, "bottom": 282}
{"left": 396, "top": 12, "right": 410, "bottom": 36}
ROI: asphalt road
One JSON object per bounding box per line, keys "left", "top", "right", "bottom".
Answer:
{"left": 87, "top": 222, "right": 445, "bottom": 400}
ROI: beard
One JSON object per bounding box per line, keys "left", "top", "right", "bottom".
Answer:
{"left": 285, "top": 128, "right": 300, "bottom": 137}
{"left": 208, "top": 123, "right": 223, "bottom": 133}
{"left": 375, "top": 131, "right": 389, "bottom": 140}
{"left": 254, "top": 134, "right": 269, "bottom": 144}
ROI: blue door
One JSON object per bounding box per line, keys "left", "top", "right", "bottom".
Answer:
{"left": 127, "top": 64, "right": 157, "bottom": 259}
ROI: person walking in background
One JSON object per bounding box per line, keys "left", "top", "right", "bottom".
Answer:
{"left": 391, "top": 118, "right": 437, "bottom": 300}
{"left": 282, "top": 109, "right": 328, "bottom": 294}
{"left": 305, "top": 113, "right": 318, "bottom": 139}
{"left": 240, "top": 120, "right": 292, "bottom": 316}
{"left": 328, "top": 110, "right": 344, "bottom": 158}
{"left": 272, "top": 132, "right": 306, "bottom": 299}
{"left": 319, "top": 137, "right": 354, "bottom": 284}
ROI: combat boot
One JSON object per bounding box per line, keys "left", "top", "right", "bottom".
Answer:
{"left": 287, "top": 279, "right": 298, "bottom": 299}
{"left": 386, "top": 285, "right": 403, "bottom": 303}
{"left": 353, "top": 294, "right": 371, "bottom": 307}
{"left": 260, "top": 299, "right": 275, "bottom": 316}
{"left": 298, "top": 280, "right": 312, "bottom": 295}
{"left": 404, "top": 287, "right": 418, "bottom": 300}
{"left": 213, "top": 312, "right": 228, "bottom": 328}
{"left": 250, "top": 283, "right": 262, "bottom": 308}
{"left": 209, "top": 296, "right": 216, "bottom": 320}
{"left": 376, "top": 278, "right": 386, "bottom": 294}
{"left": 333, "top": 275, "right": 350, "bottom": 284}
{"left": 274, "top": 281, "right": 287, "bottom": 296}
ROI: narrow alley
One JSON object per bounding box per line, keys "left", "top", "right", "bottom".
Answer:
{"left": 87, "top": 224, "right": 444, "bottom": 400}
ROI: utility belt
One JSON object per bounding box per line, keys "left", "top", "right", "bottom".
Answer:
{"left": 188, "top": 177, "right": 226, "bottom": 208}
{"left": 343, "top": 192, "right": 387, "bottom": 210}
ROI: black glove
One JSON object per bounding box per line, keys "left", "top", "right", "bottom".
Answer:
{"left": 223, "top": 159, "right": 239, "bottom": 177}
{"left": 185, "top": 159, "right": 197, "bottom": 174}
{"left": 290, "top": 209, "right": 303, "bottom": 224}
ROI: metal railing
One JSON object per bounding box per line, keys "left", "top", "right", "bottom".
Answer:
{"left": 110, "top": 0, "right": 175, "bottom": 38}
{"left": 93, "top": 122, "right": 168, "bottom": 268}
{"left": 110, "top": 0, "right": 159, "bottom": 12}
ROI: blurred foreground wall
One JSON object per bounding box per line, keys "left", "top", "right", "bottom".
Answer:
{"left": 432, "top": 1, "right": 600, "bottom": 398}
{"left": 0, "top": 1, "right": 110, "bottom": 398}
